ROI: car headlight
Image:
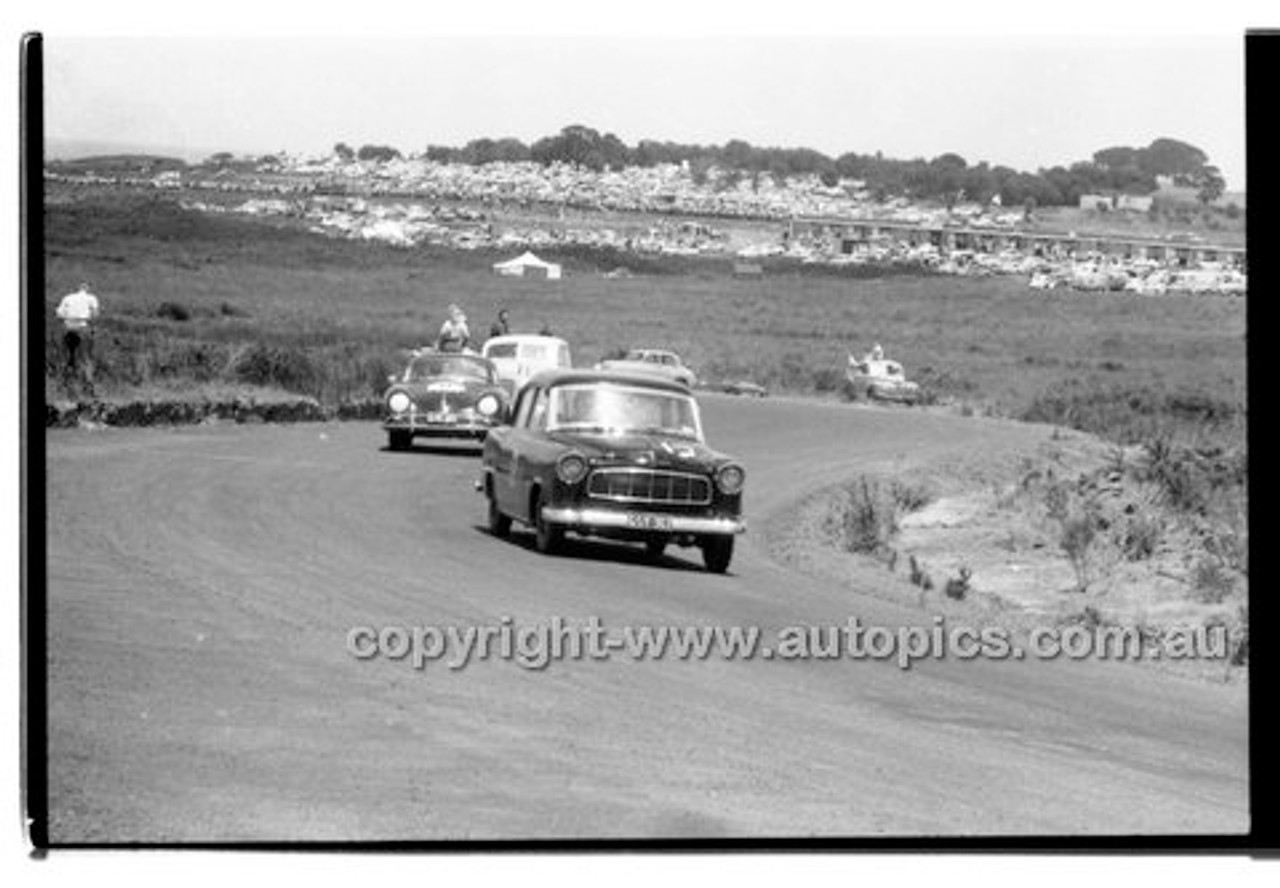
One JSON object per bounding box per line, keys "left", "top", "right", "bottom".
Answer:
{"left": 716, "top": 463, "right": 746, "bottom": 495}
{"left": 476, "top": 394, "right": 500, "bottom": 416}
{"left": 556, "top": 452, "right": 589, "bottom": 485}
{"left": 387, "top": 391, "right": 412, "bottom": 414}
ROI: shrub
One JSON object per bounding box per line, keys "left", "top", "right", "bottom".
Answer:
{"left": 155, "top": 301, "right": 192, "bottom": 322}
{"left": 1059, "top": 509, "right": 1099, "bottom": 593}
{"left": 232, "top": 343, "right": 321, "bottom": 394}
{"left": 825, "top": 477, "right": 899, "bottom": 555}
{"left": 811, "top": 367, "right": 844, "bottom": 393}
{"left": 889, "top": 479, "right": 934, "bottom": 513}
{"left": 1141, "top": 434, "right": 1209, "bottom": 514}
{"left": 822, "top": 476, "right": 933, "bottom": 557}
{"left": 1119, "top": 511, "right": 1163, "bottom": 561}
{"left": 1191, "top": 556, "right": 1234, "bottom": 603}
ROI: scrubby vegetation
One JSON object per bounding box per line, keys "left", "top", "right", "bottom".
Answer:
{"left": 821, "top": 476, "right": 934, "bottom": 557}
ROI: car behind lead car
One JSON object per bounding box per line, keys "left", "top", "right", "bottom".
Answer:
{"left": 382, "top": 350, "right": 509, "bottom": 450}
{"left": 478, "top": 369, "right": 746, "bottom": 573}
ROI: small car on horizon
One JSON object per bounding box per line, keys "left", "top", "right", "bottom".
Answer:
{"left": 481, "top": 334, "right": 573, "bottom": 397}
{"left": 477, "top": 369, "right": 746, "bottom": 573}
{"left": 382, "top": 349, "right": 509, "bottom": 450}
{"left": 595, "top": 348, "right": 697, "bottom": 388}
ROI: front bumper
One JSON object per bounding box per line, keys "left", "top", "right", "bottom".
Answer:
{"left": 384, "top": 416, "right": 493, "bottom": 439}
{"left": 540, "top": 506, "right": 745, "bottom": 536}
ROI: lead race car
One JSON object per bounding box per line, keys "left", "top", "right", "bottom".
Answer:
{"left": 477, "top": 369, "right": 746, "bottom": 573}
{"left": 382, "top": 349, "right": 510, "bottom": 451}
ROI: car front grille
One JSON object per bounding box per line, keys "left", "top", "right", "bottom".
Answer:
{"left": 587, "top": 468, "right": 712, "bottom": 506}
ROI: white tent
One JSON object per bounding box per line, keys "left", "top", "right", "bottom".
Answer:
{"left": 493, "top": 251, "right": 562, "bottom": 280}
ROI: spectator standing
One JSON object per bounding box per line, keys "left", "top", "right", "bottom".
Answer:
{"left": 489, "top": 308, "right": 510, "bottom": 339}
{"left": 55, "top": 281, "right": 101, "bottom": 393}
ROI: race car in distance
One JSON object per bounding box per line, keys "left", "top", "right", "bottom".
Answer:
{"left": 478, "top": 369, "right": 745, "bottom": 573}
{"left": 595, "top": 348, "right": 697, "bottom": 388}
{"left": 845, "top": 353, "right": 922, "bottom": 405}
{"left": 481, "top": 334, "right": 573, "bottom": 397}
{"left": 382, "top": 349, "right": 509, "bottom": 450}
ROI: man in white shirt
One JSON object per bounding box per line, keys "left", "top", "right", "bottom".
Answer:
{"left": 55, "top": 281, "right": 101, "bottom": 391}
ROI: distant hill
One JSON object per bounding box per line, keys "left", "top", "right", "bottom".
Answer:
{"left": 44, "top": 137, "right": 221, "bottom": 164}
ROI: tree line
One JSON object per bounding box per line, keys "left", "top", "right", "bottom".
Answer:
{"left": 334, "top": 128, "right": 1226, "bottom": 208}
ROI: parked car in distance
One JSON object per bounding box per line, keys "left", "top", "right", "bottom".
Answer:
{"left": 382, "top": 349, "right": 509, "bottom": 450}
{"left": 718, "top": 380, "right": 768, "bottom": 398}
{"left": 478, "top": 369, "right": 746, "bottom": 573}
{"left": 595, "top": 348, "right": 697, "bottom": 388}
{"left": 481, "top": 334, "right": 573, "bottom": 397}
{"left": 845, "top": 355, "right": 922, "bottom": 405}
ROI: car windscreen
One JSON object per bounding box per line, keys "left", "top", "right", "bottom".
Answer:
{"left": 547, "top": 384, "right": 703, "bottom": 441}
{"left": 406, "top": 355, "right": 493, "bottom": 383}
{"left": 485, "top": 343, "right": 518, "bottom": 360}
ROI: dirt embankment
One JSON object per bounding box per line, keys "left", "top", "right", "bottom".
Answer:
{"left": 764, "top": 428, "right": 1248, "bottom": 685}
{"left": 45, "top": 396, "right": 383, "bottom": 429}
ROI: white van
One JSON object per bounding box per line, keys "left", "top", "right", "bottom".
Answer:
{"left": 481, "top": 334, "right": 573, "bottom": 396}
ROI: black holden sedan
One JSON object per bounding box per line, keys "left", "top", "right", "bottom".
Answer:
{"left": 382, "top": 350, "right": 510, "bottom": 451}
{"left": 477, "top": 369, "right": 746, "bottom": 573}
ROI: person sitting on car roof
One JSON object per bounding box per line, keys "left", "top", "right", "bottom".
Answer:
{"left": 436, "top": 304, "right": 470, "bottom": 353}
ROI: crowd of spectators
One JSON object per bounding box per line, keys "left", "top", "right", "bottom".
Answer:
{"left": 48, "top": 151, "right": 1245, "bottom": 295}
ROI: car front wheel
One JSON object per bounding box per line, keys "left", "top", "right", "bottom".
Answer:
{"left": 533, "top": 489, "right": 563, "bottom": 555}
{"left": 701, "top": 535, "right": 734, "bottom": 574}
{"left": 487, "top": 493, "right": 512, "bottom": 538}
{"left": 388, "top": 430, "right": 412, "bottom": 451}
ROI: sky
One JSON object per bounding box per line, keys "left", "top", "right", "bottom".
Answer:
{"left": 26, "top": 3, "right": 1270, "bottom": 191}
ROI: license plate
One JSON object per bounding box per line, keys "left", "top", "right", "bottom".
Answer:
{"left": 425, "top": 412, "right": 456, "bottom": 424}
{"left": 626, "top": 512, "right": 673, "bottom": 531}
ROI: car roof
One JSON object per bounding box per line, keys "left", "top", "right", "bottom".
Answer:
{"left": 526, "top": 367, "right": 692, "bottom": 394}
{"left": 482, "top": 334, "right": 568, "bottom": 349}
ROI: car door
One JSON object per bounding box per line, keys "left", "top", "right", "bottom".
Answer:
{"left": 509, "top": 385, "right": 552, "bottom": 524}
{"left": 488, "top": 384, "right": 530, "bottom": 513}
{"left": 491, "top": 383, "right": 549, "bottom": 520}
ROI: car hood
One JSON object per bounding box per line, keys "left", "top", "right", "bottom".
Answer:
{"left": 547, "top": 431, "right": 731, "bottom": 472}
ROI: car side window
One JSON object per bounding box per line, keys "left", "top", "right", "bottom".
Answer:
{"left": 528, "top": 387, "right": 549, "bottom": 431}
{"left": 512, "top": 388, "right": 535, "bottom": 428}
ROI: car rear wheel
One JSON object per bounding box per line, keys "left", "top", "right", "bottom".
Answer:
{"left": 388, "top": 430, "right": 412, "bottom": 451}
{"left": 533, "top": 489, "right": 562, "bottom": 555}
{"left": 701, "top": 535, "right": 734, "bottom": 574}
{"left": 487, "top": 492, "right": 512, "bottom": 538}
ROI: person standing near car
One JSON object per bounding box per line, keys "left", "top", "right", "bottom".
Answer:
{"left": 56, "top": 281, "right": 101, "bottom": 392}
{"left": 489, "top": 307, "right": 510, "bottom": 339}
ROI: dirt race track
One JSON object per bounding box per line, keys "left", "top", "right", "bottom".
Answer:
{"left": 44, "top": 395, "right": 1248, "bottom": 841}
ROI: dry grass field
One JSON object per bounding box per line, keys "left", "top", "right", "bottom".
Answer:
{"left": 43, "top": 186, "right": 1250, "bottom": 670}
{"left": 44, "top": 190, "right": 1245, "bottom": 447}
